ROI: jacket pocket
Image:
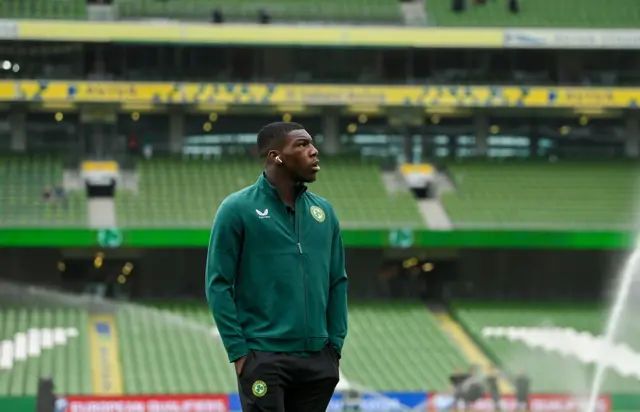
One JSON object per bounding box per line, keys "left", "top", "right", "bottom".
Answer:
{"left": 327, "top": 344, "right": 340, "bottom": 365}
{"left": 238, "top": 251, "right": 306, "bottom": 338}
{"left": 237, "top": 351, "right": 254, "bottom": 378}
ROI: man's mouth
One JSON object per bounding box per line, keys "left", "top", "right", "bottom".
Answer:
{"left": 311, "top": 161, "right": 320, "bottom": 171}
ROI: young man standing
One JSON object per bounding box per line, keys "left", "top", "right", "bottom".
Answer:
{"left": 206, "top": 122, "right": 348, "bottom": 412}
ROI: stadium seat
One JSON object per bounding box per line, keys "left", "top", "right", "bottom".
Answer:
{"left": 0, "top": 156, "right": 88, "bottom": 227}
{"left": 454, "top": 302, "right": 640, "bottom": 393}
{"left": 0, "top": 0, "right": 87, "bottom": 19}
{"left": 118, "top": 301, "right": 467, "bottom": 393}
{"left": 115, "top": 157, "right": 424, "bottom": 228}
{"left": 441, "top": 161, "right": 637, "bottom": 229}
{"left": 0, "top": 307, "right": 91, "bottom": 396}
{"left": 427, "top": 0, "right": 640, "bottom": 28}
{"left": 0, "top": 300, "right": 476, "bottom": 394}
{"left": 116, "top": 0, "right": 402, "bottom": 23}
{"left": 342, "top": 302, "right": 469, "bottom": 391}
{"left": 117, "top": 302, "right": 236, "bottom": 394}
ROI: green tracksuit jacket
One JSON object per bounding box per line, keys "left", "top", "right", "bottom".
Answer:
{"left": 205, "top": 173, "right": 348, "bottom": 363}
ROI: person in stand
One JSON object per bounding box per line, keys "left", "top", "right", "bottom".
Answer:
{"left": 206, "top": 122, "right": 348, "bottom": 412}
{"left": 42, "top": 185, "right": 53, "bottom": 203}
{"left": 54, "top": 183, "right": 67, "bottom": 209}
{"left": 342, "top": 388, "right": 361, "bottom": 411}
{"left": 461, "top": 365, "right": 485, "bottom": 410}
{"left": 515, "top": 370, "right": 530, "bottom": 412}
{"left": 485, "top": 367, "right": 501, "bottom": 411}
{"left": 449, "top": 367, "right": 470, "bottom": 411}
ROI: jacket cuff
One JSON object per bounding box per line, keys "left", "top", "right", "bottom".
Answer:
{"left": 330, "top": 338, "right": 344, "bottom": 358}
{"left": 227, "top": 341, "right": 249, "bottom": 363}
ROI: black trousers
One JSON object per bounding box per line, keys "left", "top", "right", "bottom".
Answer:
{"left": 237, "top": 344, "right": 340, "bottom": 412}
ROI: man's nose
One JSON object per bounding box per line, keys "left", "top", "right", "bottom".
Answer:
{"left": 309, "top": 144, "right": 319, "bottom": 156}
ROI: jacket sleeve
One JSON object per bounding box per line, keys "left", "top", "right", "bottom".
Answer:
{"left": 205, "top": 199, "right": 248, "bottom": 363}
{"left": 327, "top": 208, "right": 348, "bottom": 357}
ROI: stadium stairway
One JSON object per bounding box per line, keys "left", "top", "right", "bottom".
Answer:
{"left": 417, "top": 199, "right": 452, "bottom": 230}
{"left": 88, "top": 199, "right": 117, "bottom": 228}
{"left": 452, "top": 302, "right": 640, "bottom": 393}
{"left": 400, "top": 0, "right": 427, "bottom": 25}
{"left": 432, "top": 309, "right": 513, "bottom": 394}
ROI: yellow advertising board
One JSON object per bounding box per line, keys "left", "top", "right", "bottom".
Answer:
{"left": 87, "top": 314, "right": 124, "bottom": 395}
{"left": 9, "top": 19, "right": 504, "bottom": 48}
{"left": 400, "top": 163, "right": 435, "bottom": 175}
{"left": 1, "top": 80, "right": 638, "bottom": 109}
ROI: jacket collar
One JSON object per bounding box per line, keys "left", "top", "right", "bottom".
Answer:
{"left": 257, "top": 172, "right": 307, "bottom": 200}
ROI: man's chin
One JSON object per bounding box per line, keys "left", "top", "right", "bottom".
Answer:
{"left": 300, "top": 174, "right": 317, "bottom": 183}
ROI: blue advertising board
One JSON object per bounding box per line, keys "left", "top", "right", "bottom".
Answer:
{"left": 228, "top": 392, "right": 427, "bottom": 412}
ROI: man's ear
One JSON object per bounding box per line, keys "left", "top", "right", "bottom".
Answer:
{"left": 268, "top": 150, "right": 282, "bottom": 164}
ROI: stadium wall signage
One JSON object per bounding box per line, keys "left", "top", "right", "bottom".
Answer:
{"left": 504, "top": 29, "right": 640, "bottom": 50}
{"left": 56, "top": 394, "right": 229, "bottom": 412}
{"left": 1, "top": 81, "right": 639, "bottom": 110}
{"left": 51, "top": 393, "right": 612, "bottom": 412}
{"left": 2, "top": 19, "right": 640, "bottom": 50}
{"left": 0, "top": 228, "right": 634, "bottom": 249}
{"left": 427, "top": 393, "right": 612, "bottom": 412}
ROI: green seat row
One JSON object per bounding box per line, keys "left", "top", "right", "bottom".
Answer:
{"left": 442, "top": 161, "right": 638, "bottom": 229}
{"left": 0, "top": 0, "right": 87, "bottom": 19}
{"left": 118, "top": 301, "right": 467, "bottom": 393}
{"left": 115, "top": 157, "right": 424, "bottom": 228}
{"left": 0, "top": 307, "right": 91, "bottom": 396}
{"left": 0, "top": 155, "right": 88, "bottom": 227}
{"left": 116, "top": 0, "right": 402, "bottom": 23}
{"left": 117, "top": 302, "right": 236, "bottom": 394}
{"left": 342, "top": 302, "right": 468, "bottom": 391}
{"left": 0, "top": 301, "right": 472, "bottom": 394}
{"left": 427, "top": 0, "right": 640, "bottom": 28}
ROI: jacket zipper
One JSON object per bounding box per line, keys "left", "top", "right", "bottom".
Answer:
{"left": 296, "top": 196, "right": 309, "bottom": 351}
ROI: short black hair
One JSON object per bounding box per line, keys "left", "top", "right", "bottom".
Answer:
{"left": 257, "top": 122, "right": 305, "bottom": 158}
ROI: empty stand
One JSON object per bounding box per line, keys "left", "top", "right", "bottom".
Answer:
{"left": 427, "top": 0, "right": 640, "bottom": 28}
{"left": 117, "top": 303, "right": 236, "bottom": 394}
{"left": 441, "top": 162, "right": 638, "bottom": 229}
{"left": 0, "top": 156, "right": 87, "bottom": 227}
{"left": 0, "top": 307, "right": 91, "bottom": 396}
{"left": 118, "top": 301, "right": 466, "bottom": 393}
{"left": 454, "top": 302, "right": 640, "bottom": 393}
{"left": 116, "top": 0, "right": 402, "bottom": 23}
{"left": 0, "top": 0, "right": 87, "bottom": 19}
{"left": 0, "top": 300, "right": 472, "bottom": 394}
{"left": 342, "top": 302, "right": 468, "bottom": 391}
{"left": 115, "top": 157, "right": 424, "bottom": 228}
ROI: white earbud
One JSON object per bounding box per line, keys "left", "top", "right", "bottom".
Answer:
{"left": 276, "top": 156, "right": 283, "bottom": 164}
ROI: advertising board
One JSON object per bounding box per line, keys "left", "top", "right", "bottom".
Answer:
{"left": 427, "top": 393, "right": 612, "bottom": 412}
{"left": 56, "top": 394, "right": 229, "bottom": 412}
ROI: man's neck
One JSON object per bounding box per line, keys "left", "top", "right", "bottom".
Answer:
{"left": 265, "top": 168, "right": 297, "bottom": 206}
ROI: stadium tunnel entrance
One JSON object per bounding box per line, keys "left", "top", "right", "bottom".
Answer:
{"left": 57, "top": 249, "right": 140, "bottom": 300}
{"left": 0, "top": 247, "right": 630, "bottom": 303}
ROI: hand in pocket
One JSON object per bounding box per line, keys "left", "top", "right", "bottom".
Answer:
{"left": 235, "top": 355, "right": 248, "bottom": 376}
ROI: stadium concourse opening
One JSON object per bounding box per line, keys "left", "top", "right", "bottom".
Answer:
{"left": 81, "top": 161, "right": 117, "bottom": 198}
{"left": 381, "top": 248, "right": 459, "bottom": 302}
{"left": 57, "top": 250, "right": 138, "bottom": 300}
